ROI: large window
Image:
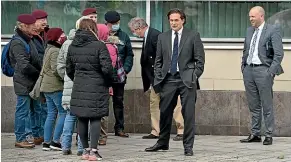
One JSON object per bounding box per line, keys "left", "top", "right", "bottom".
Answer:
{"left": 1, "top": 1, "right": 291, "bottom": 39}
{"left": 150, "top": 1, "right": 291, "bottom": 38}
{"left": 1, "top": 1, "right": 146, "bottom": 36}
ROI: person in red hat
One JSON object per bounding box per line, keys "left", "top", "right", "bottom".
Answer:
{"left": 32, "top": 9, "right": 48, "bottom": 34}
{"left": 30, "top": 9, "right": 49, "bottom": 146}
{"left": 10, "top": 14, "right": 42, "bottom": 149}
{"left": 31, "top": 9, "right": 49, "bottom": 53}
{"left": 82, "top": 8, "right": 97, "bottom": 23}
{"left": 31, "top": 9, "right": 49, "bottom": 59}
{"left": 40, "top": 28, "right": 67, "bottom": 151}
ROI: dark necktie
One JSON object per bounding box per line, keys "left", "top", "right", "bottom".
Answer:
{"left": 170, "top": 32, "right": 179, "bottom": 74}
{"left": 247, "top": 28, "right": 259, "bottom": 64}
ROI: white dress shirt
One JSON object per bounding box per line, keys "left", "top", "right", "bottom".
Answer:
{"left": 248, "top": 21, "right": 265, "bottom": 65}
{"left": 171, "top": 27, "right": 183, "bottom": 71}
{"left": 144, "top": 27, "right": 149, "bottom": 45}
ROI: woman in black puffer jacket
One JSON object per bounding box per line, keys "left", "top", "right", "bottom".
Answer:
{"left": 66, "top": 19, "right": 113, "bottom": 161}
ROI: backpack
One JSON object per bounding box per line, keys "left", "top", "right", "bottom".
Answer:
{"left": 1, "top": 36, "right": 30, "bottom": 77}
{"left": 105, "top": 42, "right": 126, "bottom": 83}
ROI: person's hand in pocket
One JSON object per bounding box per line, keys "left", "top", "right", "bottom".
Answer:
{"left": 62, "top": 104, "right": 69, "bottom": 109}
{"left": 40, "top": 96, "right": 46, "bottom": 103}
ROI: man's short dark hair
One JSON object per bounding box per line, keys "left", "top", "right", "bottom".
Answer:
{"left": 167, "top": 8, "right": 186, "bottom": 25}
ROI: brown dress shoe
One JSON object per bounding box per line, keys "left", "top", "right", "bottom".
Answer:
{"left": 15, "top": 141, "right": 35, "bottom": 148}
{"left": 98, "top": 139, "right": 107, "bottom": 145}
{"left": 34, "top": 137, "right": 44, "bottom": 145}
{"left": 173, "top": 134, "right": 183, "bottom": 141}
{"left": 115, "top": 131, "right": 129, "bottom": 138}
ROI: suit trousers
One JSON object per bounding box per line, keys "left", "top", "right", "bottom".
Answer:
{"left": 243, "top": 65, "right": 274, "bottom": 137}
{"left": 157, "top": 73, "right": 196, "bottom": 149}
{"left": 99, "top": 97, "right": 112, "bottom": 142}
{"left": 150, "top": 87, "right": 184, "bottom": 136}
{"left": 100, "top": 117, "right": 108, "bottom": 140}
{"left": 112, "top": 83, "right": 126, "bottom": 132}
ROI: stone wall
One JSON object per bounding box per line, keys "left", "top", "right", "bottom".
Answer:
{"left": 2, "top": 86, "right": 290, "bottom": 136}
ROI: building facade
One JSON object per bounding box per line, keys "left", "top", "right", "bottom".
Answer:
{"left": 1, "top": 0, "right": 291, "bottom": 136}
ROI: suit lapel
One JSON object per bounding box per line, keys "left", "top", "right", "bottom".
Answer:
{"left": 141, "top": 37, "right": 145, "bottom": 59}
{"left": 258, "top": 23, "right": 267, "bottom": 47}
{"left": 144, "top": 28, "right": 151, "bottom": 50}
{"left": 178, "top": 29, "right": 189, "bottom": 55}
{"left": 141, "top": 28, "right": 151, "bottom": 62}
{"left": 166, "top": 30, "right": 172, "bottom": 57}
{"left": 142, "top": 37, "right": 145, "bottom": 50}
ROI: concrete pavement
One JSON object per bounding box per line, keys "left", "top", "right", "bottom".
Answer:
{"left": 1, "top": 133, "right": 291, "bottom": 162}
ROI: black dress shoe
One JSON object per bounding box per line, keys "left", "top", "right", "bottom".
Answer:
{"left": 263, "top": 137, "right": 273, "bottom": 145}
{"left": 184, "top": 149, "right": 193, "bottom": 156}
{"left": 240, "top": 134, "right": 261, "bottom": 143}
{"left": 145, "top": 143, "right": 169, "bottom": 152}
{"left": 142, "top": 134, "right": 159, "bottom": 139}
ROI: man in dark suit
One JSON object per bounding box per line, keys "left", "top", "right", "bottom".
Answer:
{"left": 240, "top": 6, "right": 284, "bottom": 145}
{"left": 128, "top": 17, "right": 185, "bottom": 141}
{"left": 145, "top": 8, "right": 205, "bottom": 156}
{"left": 128, "top": 17, "right": 160, "bottom": 93}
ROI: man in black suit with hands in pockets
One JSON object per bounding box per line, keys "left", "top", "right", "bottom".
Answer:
{"left": 145, "top": 8, "right": 205, "bottom": 156}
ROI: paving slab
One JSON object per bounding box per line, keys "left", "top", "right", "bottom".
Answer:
{"left": 1, "top": 133, "right": 291, "bottom": 162}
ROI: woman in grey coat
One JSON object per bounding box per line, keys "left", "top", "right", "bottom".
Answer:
{"left": 57, "top": 28, "right": 83, "bottom": 155}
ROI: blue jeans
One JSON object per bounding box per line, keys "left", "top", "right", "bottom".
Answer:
{"left": 26, "top": 95, "right": 47, "bottom": 138}
{"left": 61, "top": 111, "right": 83, "bottom": 152}
{"left": 43, "top": 92, "right": 66, "bottom": 143}
{"left": 15, "top": 95, "right": 35, "bottom": 142}
{"left": 40, "top": 101, "right": 48, "bottom": 137}
{"left": 29, "top": 99, "right": 42, "bottom": 138}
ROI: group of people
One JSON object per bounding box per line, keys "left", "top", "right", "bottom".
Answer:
{"left": 9, "top": 8, "right": 134, "bottom": 161}
{"left": 6, "top": 4, "right": 284, "bottom": 161}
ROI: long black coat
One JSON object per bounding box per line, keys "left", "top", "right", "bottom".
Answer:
{"left": 9, "top": 28, "right": 42, "bottom": 95}
{"left": 140, "top": 27, "right": 161, "bottom": 92}
{"left": 66, "top": 30, "right": 113, "bottom": 118}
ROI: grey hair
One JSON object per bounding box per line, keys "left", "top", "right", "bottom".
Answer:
{"left": 16, "top": 21, "right": 24, "bottom": 29}
{"left": 15, "top": 21, "right": 27, "bottom": 32}
{"left": 128, "top": 17, "right": 148, "bottom": 30}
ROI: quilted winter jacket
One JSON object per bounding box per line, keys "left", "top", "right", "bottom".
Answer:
{"left": 57, "top": 29, "right": 76, "bottom": 110}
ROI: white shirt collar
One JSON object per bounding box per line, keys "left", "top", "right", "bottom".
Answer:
{"left": 172, "top": 27, "right": 183, "bottom": 35}
{"left": 257, "top": 21, "right": 265, "bottom": 31}
{"left": 144, "top": 27, "right": 149, "bottom": 39}
{"left": 144, "top": 27, "right": 149, "bottom": 42}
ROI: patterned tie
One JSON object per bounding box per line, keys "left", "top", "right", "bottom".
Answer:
{"left": 170, "top": 32, "right": 179, "bottom": 74}
{"left": 247, "top": 28, "right": 259, "bottom": 65}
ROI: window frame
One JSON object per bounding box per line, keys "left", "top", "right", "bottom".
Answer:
{"left": 1, "top": 0, "right": 291, "bottom": 43}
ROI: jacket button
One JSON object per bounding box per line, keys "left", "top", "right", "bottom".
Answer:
{"left": 152, "top": 65, "right": 154, "bottom": 67}
{"left": 150, "top": 56, "right": 152, "bottom": 58}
